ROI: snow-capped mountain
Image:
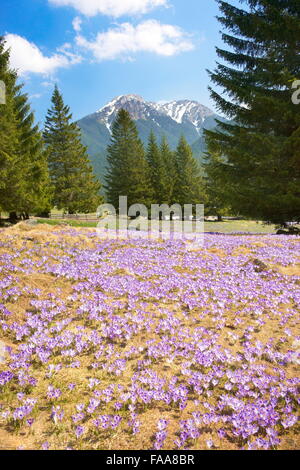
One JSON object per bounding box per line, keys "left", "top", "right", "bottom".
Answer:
{"left": 94, "top": 94, "right": 214, "bottom": 134}
{"left": 77, "top": 94, "right": 222, "bottom": 178}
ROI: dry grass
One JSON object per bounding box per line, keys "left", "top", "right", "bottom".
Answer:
{"left": 0, "top": 224, "right": 299, "bottom": 450}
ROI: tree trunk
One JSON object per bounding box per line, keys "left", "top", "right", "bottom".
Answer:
{"left": 9, "top": 211, "right": 18, "bottom": 222}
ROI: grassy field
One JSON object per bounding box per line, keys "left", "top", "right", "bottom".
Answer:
{"left": 204, "top": 219, "right": 276, "bottom": 233}
{"left": 36, "top": 218, "right": 278, "bottom": 233}
{"left": 0, "top": 223, "right": 299, "bottom": 450}
{"left": 36, "top": 218, "right": 98, "bottom": 228}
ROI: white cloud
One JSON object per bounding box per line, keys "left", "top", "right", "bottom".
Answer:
{"left": 4, "top": 34, "right": 82, "bottom": 76}
{"left": 76, "top": 20, "right": 194, "bottom": 61}
{"left": 49, "top": 0, "right": 168, "bottom": 17}
{"left": 41, "top": 80, "right": 55, "bottom": 87}
{"left": 72, "top": 16, "right": 82, "bottom": 32}
{"left": 29, "top": 93, "right": 43, "bottom": 99}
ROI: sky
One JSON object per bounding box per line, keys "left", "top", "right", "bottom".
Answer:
{"left": 1, "top": 0, "right": 236, "bottom": 125}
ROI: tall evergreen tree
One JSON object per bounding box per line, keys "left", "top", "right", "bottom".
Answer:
{"left": 146, "top": 131, "right": 166, "bottom": 204}
{"left": 159, "top": 136, "right": 177, "bottom": 205}
{"left": 44, "top": 86, "right": 102, "bottom": 214}
{"left": 204, "top": 152, "right": 231, "bottom": 220}
{"left": 205, "top": 0, "right": 300, "bottom": 226}
{"left": 0, "top": 37, "right": 51, "bottom": 218}
{"left": 0, "top": 38, "right": 19, "bottom": 214}
{"left": 174, "top": 136, "right": 206, "bottom": 207}
{"left": 105, "top": 109, "right": 153, "bottom": 209}
{"left": 14, "top": 81, "right": 51, "bottom": 217}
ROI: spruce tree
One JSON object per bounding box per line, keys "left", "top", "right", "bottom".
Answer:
{"left": 105, "top": 109, "right": 153, "bottom": 209}
{"left": 204, "top": 152, "right": 231, "bottom": 221}
{"left": 0, "top": 37, "right": 51, "bottom": 218}
{"left": 146, "top": 131, "right": 166, "bottom": 204}
{"left": 0, "top": 37, "right": 19, "bottom": 214}
{"left": 205, "top": 0, "right": 300, "bottom": 226}
{"left": 174, "top": 136, "right": 206, "bottom": 207}
{"left": 159, "top": 136, "right": 177, "bottom": 205}
{"left": 15, "top": 81, "right": 52, "bottom": 217}
{"left": 44, "top": 86, "right": 102, "bottom": 214}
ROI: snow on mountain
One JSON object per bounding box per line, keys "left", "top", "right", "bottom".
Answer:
{"left": 153, "top": 100, "right": 214, "bottom": 131}
{"left": 95, "top": 94, "right": 214, "bottom": 134}
{"left": 96, "top": 94, "right": 154, "bottom": 131}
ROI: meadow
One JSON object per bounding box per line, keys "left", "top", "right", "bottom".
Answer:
{"left": 35, "top": 217, "right": 278, "bottom": 233}
{"left": 0, "top": 223, "right": 299, "bottom": 450}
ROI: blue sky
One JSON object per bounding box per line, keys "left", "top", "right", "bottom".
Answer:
{"left": 1, "top": 0, "right": 235, "bottom": 125}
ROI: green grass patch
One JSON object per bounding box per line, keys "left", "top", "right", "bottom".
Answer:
{"left": 204, "top": 219, "right": 276, "bottom": 233}
{"left": 37, "top": 218, "right": 277, "bottom": 233}
{"left": 37, "top": 218, "right": 98, "bottom": 228}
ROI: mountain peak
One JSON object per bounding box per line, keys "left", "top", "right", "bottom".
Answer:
{"left": 153, "top": 100, "right": 214, "bottom": 126}
{"left": 97, "top": 94, "right": 144, "bottom": 113}
{"left": 121, "top": 94, "right": 145, "bottom": 102}
{"left": 94, "top": 94, "right": 214, "bottom": 133}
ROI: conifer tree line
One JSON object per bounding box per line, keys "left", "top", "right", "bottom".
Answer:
{"left": 0, "top": 36, "right": 102, "bottom": 219}
{"left": 105, "top": 109, "right": 206, "bottom": 210}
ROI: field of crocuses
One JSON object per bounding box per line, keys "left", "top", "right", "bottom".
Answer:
{"left": 0, "top": 223, "right": 299, "bottom": 450}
